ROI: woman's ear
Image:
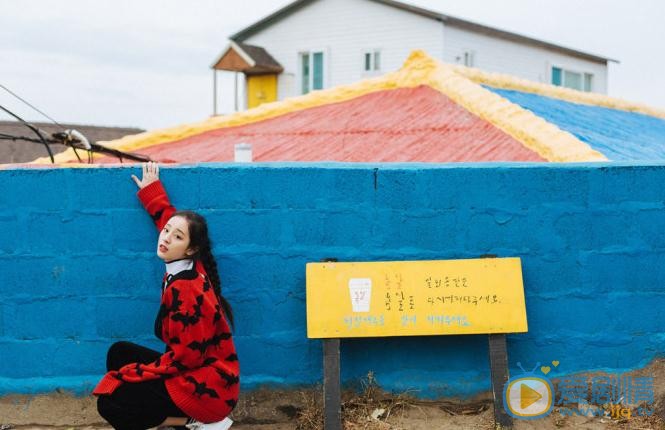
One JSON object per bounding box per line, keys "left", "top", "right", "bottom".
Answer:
{"left": 186, "top": 247, "right": 199, "bottom": 257}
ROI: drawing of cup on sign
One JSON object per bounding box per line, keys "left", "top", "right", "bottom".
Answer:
{"left": 349, "top": 278, "right": 372, "bottom": 312}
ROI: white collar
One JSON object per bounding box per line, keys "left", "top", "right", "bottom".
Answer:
{"left": 165, "top": 259, "right": 194, "bottom": 276}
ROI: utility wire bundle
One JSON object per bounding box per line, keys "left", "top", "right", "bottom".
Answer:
{"left": 0, "top": 84, "right": 151, "bottom": 164}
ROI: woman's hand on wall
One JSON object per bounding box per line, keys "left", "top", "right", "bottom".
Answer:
{"left": 131, "top": 161, "right": 160, "bottom": 189}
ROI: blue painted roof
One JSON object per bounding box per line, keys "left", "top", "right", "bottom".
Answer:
{"left": 486, "top": 87, "right": 665, "bottom": 161}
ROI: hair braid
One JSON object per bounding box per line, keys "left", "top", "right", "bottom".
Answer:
{"left": 173, "top": 210, "right": 234, "bottom": 329}
{"left": 200, "top": 242, "right": 234, "bottom": 329}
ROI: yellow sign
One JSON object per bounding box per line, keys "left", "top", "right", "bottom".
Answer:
{"left": 306, "top": 258, "right": 527, "bottom": 338}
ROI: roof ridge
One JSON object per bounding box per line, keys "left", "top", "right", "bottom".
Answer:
{"left": 33, "top": 50, "right": 617, "bottom": 164}
{"left": 452, "top": 65, "right": 665, "bottom": 119}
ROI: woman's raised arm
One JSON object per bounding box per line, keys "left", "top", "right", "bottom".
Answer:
{"left": 133, "top": 162, "right": 177, "bottom": 231}
{"left": 131, "top": 161, "right": 160, "bottom": 189}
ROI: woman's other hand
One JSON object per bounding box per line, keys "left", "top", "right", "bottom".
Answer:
{"left": 131, "top": 161, "right": 160, "bottom": 189}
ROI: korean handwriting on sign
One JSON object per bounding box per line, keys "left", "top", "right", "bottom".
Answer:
{"left": 352, "top": 290, "right": 367, "bottom": 305}
{"left": 401, "top": 314, "right": 417, "bottom": 327}
{"left": 425, "top": 276, "right": 469, "bottom": 289}
{"left": 385, "top": 273, "right": 403, "bottom": 290}
{"left": 343, "top": 314, "right": 385, "bottom": 329}
{"left": 385, "top": 291, "right": 415, "bottom": 312}
{"left": 426, "top": 295, "right": 500, "bottom": 306}
{"left": 426, "top": 314, "right": 471, "bottom": 327}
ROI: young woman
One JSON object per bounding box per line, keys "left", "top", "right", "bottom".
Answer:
{"left": 94, "top": 162, "right": 239, "bottom": 430}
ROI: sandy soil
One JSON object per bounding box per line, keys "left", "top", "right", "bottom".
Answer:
{"left": 3, "top": 359, "right": 665, "bottom": 430}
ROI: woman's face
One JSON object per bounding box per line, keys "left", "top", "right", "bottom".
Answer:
{"left": 157, "top": 216, "right": 195, "bottom": 262}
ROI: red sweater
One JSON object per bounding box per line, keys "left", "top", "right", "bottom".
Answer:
{"left": 93, "top": 180, "right": 240, "bottom": 422}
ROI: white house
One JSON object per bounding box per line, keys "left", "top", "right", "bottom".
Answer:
{"left": 212, "top": 0, "right": 617, "bottom": 111}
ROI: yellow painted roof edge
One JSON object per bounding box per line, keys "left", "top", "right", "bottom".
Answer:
{"left": 32, "top": 60, "right": 431, "bottom": 164}
{"left": 452, "top": 64, "right": 665, "bottom": 120}
{"left": 407, "top": 51, "right": 606, "bottom": 162}
{"left": 33, "top": 49, "right": 607, "bottom": 165}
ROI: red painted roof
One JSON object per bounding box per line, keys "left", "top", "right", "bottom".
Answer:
{"left": 84, "top": 86, "right": 545, "bottom": 164}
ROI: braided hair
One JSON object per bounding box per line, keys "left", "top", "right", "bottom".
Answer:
{"left": 174, "top": 210, "right": 234, "bottom": 329}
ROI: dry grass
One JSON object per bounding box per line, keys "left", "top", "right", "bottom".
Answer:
{"left": 295, "top": 372, "right": 420, "bottom": 430}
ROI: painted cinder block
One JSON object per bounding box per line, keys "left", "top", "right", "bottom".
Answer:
{"left": 203, "top": 209, "right": 283, "bottom": 248}
{"left": 0, "top": 169, "right": 69, "bottom": 211}
{"left": 3, "top": 297, "right": 93, "bottom": 339}
{"left": 1, "top": 163, "right": 665, "bottom": 397}
{"left": 60, "top": 254, "right": 160, "bottom": 296}
{"left": 375, "top": 167, "right": 431, "bottom": 210}
{"left": 24, "top": 212, "right": 69, "bottom": 255}
{"left": 159, "top": 167, "right": 201, "bottom": 210}
{"left": 589, "top": 164, "right": 665, "bottom": 205}
{"left": 0, "top": 303, "right": 4, "bottom": 337}
{"left": 233, "top": 333, "right": 316, "bottom": 382}
{"left": 520, "top": 255, "right": 584, "bottom": 296}
{"left": 66, "top": 167, "right": 135, "bottom": 210}
{"left": 286, "top": 210, "right": 374, "bottom": 248}
{"left": 524, "top": 296, "right": 614, "bottom": 335}
{"left": 0, "top": 339, "right": 104, "bottom": 378}
{"left": 94, "top": 297, "right": 158, "bottom": 339}
{"left": 111, "top": 209, "right": 159, "bottom": 252}
{"left": 62, "top": 211, "right": 114, "bottom": 253}
{"left": 0, "top": 214, "right": 18, "bottom": 254}
{"left": 0, "top": 256, "right": 64, "bottom": 296}
{"left": 580, "top": 251, "right": 665, "bottom": 294}
{"left": 371, "top": 207, "right": 462, "bottom": 252}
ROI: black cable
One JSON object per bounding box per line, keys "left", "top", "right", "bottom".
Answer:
{"left": 0, "top": 104, "right": 54, "bottom": 162}
{"left": 0, "top": 96, "right": 152, "bottom": 164}
{"left": 0, "top": 83, "right": 64, "bottom": 128}
{"left": 72, "top": 147, "right": 83, "bottom": 162}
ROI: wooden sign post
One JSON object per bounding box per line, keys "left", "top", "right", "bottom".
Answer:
{"left": 307, "top": 257, "right": 528, "bottom": 429}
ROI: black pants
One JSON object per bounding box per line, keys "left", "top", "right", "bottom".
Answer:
{"left": 97, "top": 341, "right": 189, "bottom": 430}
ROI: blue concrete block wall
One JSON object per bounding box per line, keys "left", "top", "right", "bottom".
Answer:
{"left": 0, "top": 163, "right": 664, "bottom": 398}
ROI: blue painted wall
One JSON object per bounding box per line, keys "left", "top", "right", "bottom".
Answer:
{"left": 485, "top": 86, "right": 665, "bottom": 161}
{"left": 1, "top": 163, "right": 664, "bottom": 397}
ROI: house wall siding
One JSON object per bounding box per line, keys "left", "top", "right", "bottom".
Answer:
{"left": 244, "top": 0, "right": 444, "bottom": 101}
{"left": 233, "top": 0, "right": 609, "bottom": 105}
{"left": 443, "top": 24, "right": 608, "bottom": 92}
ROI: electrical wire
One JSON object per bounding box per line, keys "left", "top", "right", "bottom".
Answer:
{"left": 0, "top": 83, "right": 64, "bottom": 128}
{"left": 0, "top": 84, "right": 152, "bottom": 164}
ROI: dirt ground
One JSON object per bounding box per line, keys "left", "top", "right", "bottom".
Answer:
{"left": 3, "top": 359, "right": 665, "bottom": 430}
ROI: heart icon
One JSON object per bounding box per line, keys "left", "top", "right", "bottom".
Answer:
{"left": 552, "top": 361, "right": 559, "bottom": 367}
{"left": 541, "top": 366, "right": 551, "bottom": 375}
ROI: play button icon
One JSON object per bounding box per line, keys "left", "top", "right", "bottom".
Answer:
{"left": 520, "top": 383, "right": 543, "bottom": 409}
{"left": 504, "top": 376, "right": 553, "bottom": 419}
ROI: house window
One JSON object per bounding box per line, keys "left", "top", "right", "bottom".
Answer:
{"left": 455, "top": 50, "right": 475, "bottom": 67}
{"left": 551, "top": 66, "right": 593, "bottom": 92}
{"left": 463, "top": 51, "right": 475, "bottom": 67}
{"left": 363, "top": 51, "right": 381, "bottom": 72}
{"left": 301, "top": 51, "right": 324, "bottom": 94}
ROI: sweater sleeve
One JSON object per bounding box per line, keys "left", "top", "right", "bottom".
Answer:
{"left": 92, "top": 279, "right": 218, "bottom": 395}
{"left": 137, "top": 180, "right": 177, "bottom": 231}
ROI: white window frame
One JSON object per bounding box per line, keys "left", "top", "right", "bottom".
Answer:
{"left": 298, "top": 48, "right": 327, "bottom": 95}
{"left": 550, "top": 64, "right": 593, "bottom": 92}
{"left": 455, "top": 49, "right": 475, "bottom": 67}
{"left": 362, "top": 49, "right": 382, "bottom": 73}
{"left": 463, "top": 50, "right": 475, "bottom": 67}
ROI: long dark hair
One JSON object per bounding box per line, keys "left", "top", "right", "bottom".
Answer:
{"left": 174, "top": 210, "right": 234, "bottom": 329}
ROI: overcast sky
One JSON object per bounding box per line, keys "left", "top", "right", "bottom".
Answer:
{"left": 1, "top": 0, "right": 663, "bottom": 130}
